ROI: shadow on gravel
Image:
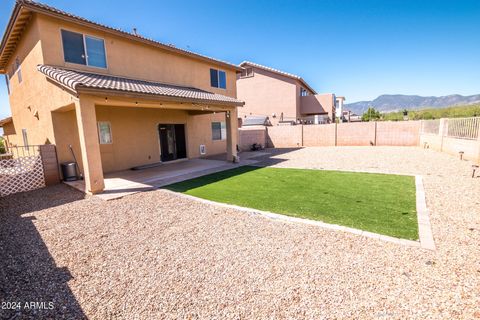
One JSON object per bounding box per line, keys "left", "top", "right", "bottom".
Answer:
{"left": 164, "top": 148, "right": 303, "bottom": 192}
{"left": 0, "top": 184, "right": 87, "bottom": 319}
{"left": 250, "top": 147, "right": 303, "bottom": 167}
{"left": 163, "top": 165, "right": 262, "bottom": 192}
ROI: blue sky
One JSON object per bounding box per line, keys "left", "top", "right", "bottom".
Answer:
{"left": 0, "top": 0, "right": 479, "bottom": 120}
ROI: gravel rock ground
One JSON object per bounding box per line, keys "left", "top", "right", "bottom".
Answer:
{"left": 0, "top": 147, "right": 479, "bottom": 319}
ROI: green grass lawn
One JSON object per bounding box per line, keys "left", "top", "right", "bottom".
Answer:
{"left": 164, "top": 166, "right": 418, "bottom": 240}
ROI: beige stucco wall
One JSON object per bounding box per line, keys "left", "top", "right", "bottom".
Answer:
{"left": 300, "top": 94, "right": 335, "bottom": 120}
{"left": 237, "top": 67, "right": 302, "bottom": 125}
{"left": 95, "top": 106, "right": 227, "bottom": 173}
{"left": 4, "top": 15, "right": 75, "bottom": 148}
{"left": 36, "top": 15, "right": 238, "bottom": 99}
{"left": 51, "top": 104, "right": 229, "bottom": 174}
{"left": 3, "top": 12, "right": 240, "bottom": 178}
{"left": 51, "top": 108, "right": 83, "bottom": 170}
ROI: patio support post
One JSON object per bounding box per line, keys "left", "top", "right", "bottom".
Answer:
{"left": 225, "top": 108, "right": 238, "bottom": 162}
{"left": 75, "top": 96, "right": 105, "bottom": 194}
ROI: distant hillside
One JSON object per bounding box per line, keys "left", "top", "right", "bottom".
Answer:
{"left": 383, "top": 104, "right": 480, "bottom": 121}
{"left": 345, "top": 94, "right": 480, "bottom": 115}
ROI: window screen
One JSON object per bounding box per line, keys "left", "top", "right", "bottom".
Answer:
{"left": 211, "top": 122, "right": 222, "bottom": 140}
{"left": 211, "top": 122, "right": 226, "bottom": 141}
{"left": 210, "top": 69, "right": 226, "bottom": 89}
{"left": 61, "top": 30, "right": 86, "bottom": 65}
{"left": 210, "top": 68, "right": 219, "bottom": 88}
{"left": 98, "top": 122, "right": 112, "bottom": 144}
{"left": 85, "top": 36, "right": 107, "bottom": 68}
{"left": 218, "top": 71, "right": 226, "bottom": 89}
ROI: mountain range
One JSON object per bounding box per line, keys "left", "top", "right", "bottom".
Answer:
{"left": 345, "top": 94, "right": 480, "bottom": 115}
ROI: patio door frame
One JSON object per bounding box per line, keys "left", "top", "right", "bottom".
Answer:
{"left": 158, "top": 123, "right": 187, "bottom": 162}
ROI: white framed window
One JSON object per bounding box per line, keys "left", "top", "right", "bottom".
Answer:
{"left": 13, "top": 57, "right": 22, "bottom": 83}
{"left": 300, "top": 88, "right": 308, "bottom": 97}
{"left": 61, "top": 29, "right": 107, "bottom": 68}
{"left": 240, "top": 67, "right": 254, "bottom": 78}
{"left": 211, "top": 121, "right": 226, "bottom": 141}
{"left": 97, "top": 122, "right": 112, "bottom": 144}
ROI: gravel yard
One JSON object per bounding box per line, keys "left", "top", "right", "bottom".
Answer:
{"left": 0, "top": 147, "right": 479, "bottom": 319}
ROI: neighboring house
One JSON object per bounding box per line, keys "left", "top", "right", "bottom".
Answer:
{"left": 341, "top": 110, "right": 362, "bottom": 122}
{"left": 237, "top": 61, "right": 338, "bottom": 125}
{"left": 241, "top": 115, "right": 271, "bottom": 127}
{"left": 0, "top": 0, "right": 243, "bottom": 194}
{"left": 0, "top": 117, "right": 14, "bottom": 147}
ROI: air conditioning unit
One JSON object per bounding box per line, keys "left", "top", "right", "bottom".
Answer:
{"left": 199, "top": 144, "right": 206, "bottom": 155}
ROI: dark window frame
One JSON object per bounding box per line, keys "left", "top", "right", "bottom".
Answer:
{"left": 61, "top": 29, "right": 107, "bottom": 69}
{"left": 210, "top": 68, "right": 226, "bottom": 89}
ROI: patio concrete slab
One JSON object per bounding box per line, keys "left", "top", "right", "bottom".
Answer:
{"left": 65, "top": 158, "right": 258, "bottom": 200}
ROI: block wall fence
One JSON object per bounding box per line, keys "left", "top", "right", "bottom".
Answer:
{"left": 238, "top": 121, "right": 421, "bottom": 150}
{"left": 239, "top": 119, "right": 480, "bottom": 163}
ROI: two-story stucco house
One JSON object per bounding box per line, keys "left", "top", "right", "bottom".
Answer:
{"left": 0, "top": 0, "right": 243, "bottom": 194}
{"left": 237, "top": 61, "right": 338, "bottom": 125}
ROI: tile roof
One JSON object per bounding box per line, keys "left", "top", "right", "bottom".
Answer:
{"left": 0, "top": 117, "right": 13, "bottom": 126}
{"left": 240, "top": 61, "right": 317, "bottom": 95}
{"left": 1, "top": 0, "right": 242, "bottom": 72}
{"left": 38, "top": 65, "right": 244, "bottom": 106}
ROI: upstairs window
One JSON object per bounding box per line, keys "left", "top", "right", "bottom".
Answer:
{"left": 240, "top": 67, "right": 254, "bottom": 78}
{"left": 61, "top": 30, "right": 107, "bottom": 68}
{"left": 210, "top": 68, "right": 226, "bottom": 89}
{"left": 14, "top": 57, "right": 22, "bottom": 83}
{"left": 300, "top": 88, "right": 308, "bottom": 97}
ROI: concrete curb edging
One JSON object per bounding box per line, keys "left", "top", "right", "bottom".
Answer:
{"left": 161, "top": 176, "right": 436, "bottom": 250}
{"left": 415, "top": 175, "right": 436, "bottom": 250}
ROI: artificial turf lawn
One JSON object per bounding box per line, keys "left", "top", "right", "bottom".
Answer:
{"left": 164, "top": 166, "right": 418, "bottom": 240}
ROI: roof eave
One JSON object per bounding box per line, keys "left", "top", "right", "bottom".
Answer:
{"left": 0, "top": 2, "right": 28, "bottom": 73}
{"left": 240, "top": 61, "right": 317, "bottom": 95}
{"left": 0, "top": 117, "right": 13, "bottom": 127}
{"left": 76, "top": 86, "right": 245, "bottom": 107}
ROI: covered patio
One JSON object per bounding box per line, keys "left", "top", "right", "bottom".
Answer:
{"left": 65, "top": 153, "right": 265, "bottom": 200}
{"left": 39, "top": 65, "right": 244, "bottom": 195}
